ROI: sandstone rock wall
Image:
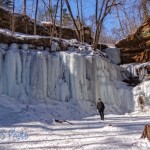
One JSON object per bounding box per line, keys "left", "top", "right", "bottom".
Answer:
{"left": 0, "top": 7, "right": 92, "bottom": 44}
{"left": 115, "top": 19, "right": 150, "bottom": 64}
{"left": 42, "top": 22, "right": 92, "bottom": 44}
{"left": 0, "top": 7, "right": 49, "bottom": 36}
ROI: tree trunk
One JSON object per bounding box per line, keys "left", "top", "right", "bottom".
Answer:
{"left": 49, "top": 0, "right": 59, "bottom": 46}
{"left": 23, "top": 0, "right": 26, "bottom": 15}
{"left": 131, "top": 6, "right": 137, "bottom": 31}
{"left": 92, "top": 0, "right": 105, "bottom": 49}
{"left": 138, "top": 6, "right": 143, "bottom": 25}
{"left": 11, "top": 0, "right": 15, "bottom": 35}
{"left": 80, "top": 0, "right": 84, "bottom": 42}
{"left": 141, "top": 125, "right": 150, "bottom": 140}
{"left": 34, "top": 0, "right": 38, "bottom": 35}
{"left": 65, "top": 0, "right": 80, "bottom": 41}
{"left": 122, "top": 5, "right": 130, "bottom": 34}
{"left": 115, "top": 5, "right": 126, "bottom": 37}
{"left": 60, "top": 0, "right": 63, "bottom": 38}
{"left": 76, "top": 0, "right": 81, "bottom": 41}
{"left": 95, "top": 0, "right": 98, "bottom": 26}
{"left": 142, "top": 0, "right": 149, "bottom": 21}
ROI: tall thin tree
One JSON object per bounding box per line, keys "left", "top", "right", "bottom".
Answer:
{"left": 80, "top": 0, "right": 84, "bottom": 42}
{"left": 76, "top": 0, "right": 82, "bottom": 40}
{"left": 141, "top": 0, "right": 149, "bottom": 21}
{"left": 115, "top": 4, "right": 126, "bottom": 37}
{"left": 11, "top": 0, "right": 15, "bottom": 34}
{"left": 93, "top": 0, "right": 120, "bottom": 49}
{"left": 65, "top": 0, "right": 80, "bottom": 41}
{"left": 34, "top": 0, "right": 38, "bottom": 35}
{"left": 60, "top": 0, "right": 63, "bottom": 38}
{"left": 23, "top": 0, "right": 26, "bottom": 15}
{"left": 96, "top": 0, "right": 98, "bottom": 25}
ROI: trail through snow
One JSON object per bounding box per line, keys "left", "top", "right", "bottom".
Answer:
{"left": 0, "top": 96, "right": 150, "bottom": 150}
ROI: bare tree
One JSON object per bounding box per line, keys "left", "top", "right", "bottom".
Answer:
{"left": 121, "top": 4, "right": 131, "bottom": 34}
{"left": 34, "top": 0, "right": 38, "bottom": 35}
{"left": 65, "top": 0, "right": 80, "bottom": 41}
{"left": 76, "top": 0, "right": 82, "bottom": 41}
{"left": 65, "top": 0, "right": 86, "bottom": 42}
{"left": 131, "top": 4, "right": 138, "bottom": 30}
{"left": 23, "top": 0, "right": 26, "bottom": 15}
{"left": 11, "top": 0, "right": 15, "bottom": 34}
{"left": 95, "top": 0, "right": 98, "bottom": 25}
{"left": 80, "top": 0, "right": 84, "bottom": 42}
{"left": 42, "top": 0, "right": 59, "bottom": 48}
{"left": 60, "top": 0, "right": 63, "bottom": 38}
{"left": 42, "top": 0, "right": 54, "bottom": 23}
{"left": 141, "top": 0, "right": 149, "bottom": 21}
{"left": 93, "top": 0, "right": 120, "bottom": 49}
{"left": 115, "top": 3, "right": 126, "bottom": 37}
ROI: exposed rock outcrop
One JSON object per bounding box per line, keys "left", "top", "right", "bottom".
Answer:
{"left": 0, "top": 7, "right": 49, "bottom": 36}
{"left": 0, "top": 7, "right": 92, "bottom": 44}
{"left": 42, "top": 22, "right": 93, "bottom": 44}
{"left": 0, "top": 29, "right": 109, "bottom": 60}
{"left": 116, "top": 19, "right": 150, "bottom": 64}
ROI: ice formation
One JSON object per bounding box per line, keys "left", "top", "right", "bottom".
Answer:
{"left": 121, "top": 63, "right": 150, "bottom": 111}
{"left": 0, "top": 42, "right": 133, "bottom": 114}
{"left": 102, "top": 48, "right": 121, "bottom": 64}
{"left": 133, "top": 80, "right": 150, "bottom": 111}
{"left": 121, "top": 62, "right": 150, "bottom": 81}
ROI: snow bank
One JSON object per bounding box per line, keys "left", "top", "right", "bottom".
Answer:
{"left": 0, "top": 42, "right": 133, "bottom": 114}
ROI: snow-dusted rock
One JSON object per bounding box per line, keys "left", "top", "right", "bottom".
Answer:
{"left": 103, "top": 48, "right": 121, "bottom": 64}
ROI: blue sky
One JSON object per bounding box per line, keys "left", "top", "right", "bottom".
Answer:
{"left": 14, "top": 0, "right": 118, "bottom": 35}
{"left": 69, "top": 0, "right": 117, "bottom": 31}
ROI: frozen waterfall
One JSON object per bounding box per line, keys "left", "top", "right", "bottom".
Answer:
{"left": 0, "top": 43, "right": 133, "bottom": 114}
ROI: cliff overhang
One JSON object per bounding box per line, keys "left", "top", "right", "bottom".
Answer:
{"left": 115, "top": 19, "right": 150, "bottom": 64}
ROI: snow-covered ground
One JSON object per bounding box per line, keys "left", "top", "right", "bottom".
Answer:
{"left": 0, "top": 95, "right": 150, "bottom": 150}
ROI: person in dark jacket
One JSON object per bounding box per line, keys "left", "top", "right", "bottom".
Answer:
{"left": 97, "top": 98, "right": 105, "bottom": 120}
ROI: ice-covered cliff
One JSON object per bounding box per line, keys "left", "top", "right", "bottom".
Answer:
{"left": 121, "top": 62, "right": 150, "bottom": 80}
{"left": 0, "top": 42, "right": 133, "bottom": 114}
{"left": 121, "top": 63, "right": 150, "bottom": 112}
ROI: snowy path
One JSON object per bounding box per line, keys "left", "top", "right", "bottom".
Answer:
{"left": 0, "top": 113, "right": 150, "bottom": 150}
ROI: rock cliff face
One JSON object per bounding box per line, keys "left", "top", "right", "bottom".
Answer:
{"left": 0, "top": 7, "right": 49, "bottom": 36}
{"left": 0, "top": 7, "right": 92, "bottom": 44}
{"left": 116, "top": 19, "right": 150, "bottom": 64}
{"left": 42, "top": 22, "right": 93, "bottom": 44}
